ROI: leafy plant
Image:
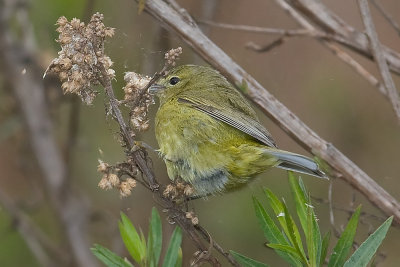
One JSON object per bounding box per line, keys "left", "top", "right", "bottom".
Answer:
{"left": 91, "top": 207, "right": 182, "bottom": 267}
{"left": 232, "top": 172, "right": 393, "bottom": 267}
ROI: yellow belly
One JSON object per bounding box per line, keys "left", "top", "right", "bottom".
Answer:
{"left": 155, "top": 99, "right": 277, "bottom": 195}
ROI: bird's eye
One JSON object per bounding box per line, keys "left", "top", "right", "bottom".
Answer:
{"left": 169, "top": 77, "right": 180, "bottom": 85}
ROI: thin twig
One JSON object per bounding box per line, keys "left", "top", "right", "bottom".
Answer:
{"left": 286, "top": 0, "right": 400, "bottom": 75}
{"left": 245, "top": 38, "right": 285, "bottom": 53}
{"left": 201, "top": 18, "right": 389, "bottom": 100}
{"left": 196, "top": 225, "right": 240, "bottom": 267}
{"left": 358, "top": 0, "right": 400, "bottom": 123}
{"left": 198, "top": 20, "right": 312, "bottom": 36}
{"left": 370, "top": 0, "right": 400, "bottom": 36}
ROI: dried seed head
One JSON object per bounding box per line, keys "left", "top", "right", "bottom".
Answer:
{"left": 164, "top": 47, "right": 182, "bottom": 66}
{"left": 97, "top": 159, "right": 109, "bottom": 173}
{"left": 44, "top": 12, "right": 115, "bottom": 105}
{"left": 119, "top": 180, "right": 135, "bottom": 198}
{"left": 126, "top": 178, "right": 137, "bottom": 188}
{"left": 163, "top": 184, "right": 177, "bottom": 198}
{"left": 184, "top": 185, "right": 194, "bottom": 196}
{"left": 191, "top": 216, "right": 199, "bottom": 225}
{"left": 98, "top": 174, "right": 112, "bottom": 190}
{"left": 108, "top": 173, "right": 120, "bottom": 187}
{"left": 122, "top": 72, "right": 153, "bottom": 132}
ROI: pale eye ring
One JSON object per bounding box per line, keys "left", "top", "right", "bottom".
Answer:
{"left": 169, "top": 76, "right": 180, "bottom": 85}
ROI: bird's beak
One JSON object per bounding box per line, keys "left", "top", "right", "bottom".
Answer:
{"left": 148, "top": 83, "right": 166, "bottom": 94}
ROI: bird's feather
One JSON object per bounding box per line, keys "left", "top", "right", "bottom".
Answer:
{"left": 177, "top": 94, "right": 277, "bottom": 148}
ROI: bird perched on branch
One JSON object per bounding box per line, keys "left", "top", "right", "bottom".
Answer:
{"left": 150, "top": 65, "right": 326, "bottom": 196}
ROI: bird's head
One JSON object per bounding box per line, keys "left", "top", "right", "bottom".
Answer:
{"left": 149, "top": 65, "right": 227, "bottom": 104}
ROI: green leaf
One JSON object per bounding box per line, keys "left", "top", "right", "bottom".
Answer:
{"left": 230, "top": 250, "right": 270, "bottom": 267}
{"left": 288, "top": 173, "right": 321, "bottom": 266}
{"left": 175, "top": 247, "right": 182, "bottom": 267}
{"left": 253, "top": 197, "right": 302, "bottom": 267}
{"left": 320, "top": 231, "right": 331, "bottom": 266}
{"left": 288, "top": 173, "right": 308, "bottom": 233}
{"left": 267, "top": 244, "right": 304, "bottom": 263}
{"left": 147, "top": 207, "right": 162, "bottom": 267}
{"left": 162, "top": 227, "right": 182, "bottom": 267}
{"left": 282, "top": 202, "right": 308, "bottom": 265}
{"left": 91, "top": 244, "right": 134, "bottom": 267}
{"left": 328, "top": 206, "right": 361, "bottom": 267}
{"left": 307, "top": 203, "right": 322, "bottom": 267}
{"left": 265, "top": 189, "right": 305, "bottom": 257}
{"left": 119, "top": 212, "right": 146, "bottom": 264}
{"left": 343, "top": 216, "right": 393, "bottom": 267}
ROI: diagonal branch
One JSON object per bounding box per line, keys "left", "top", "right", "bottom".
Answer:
{"left": 287, "top": 0, "right": 400, "bottom": 75}
{"left": 357, "top": 0, "right": 400, "bottom": 122}
{"left": 142, "top": 0, "right": 400, "bottom": 225}
{"left": 370, "top": 0, "right": 400, "bottom": 36}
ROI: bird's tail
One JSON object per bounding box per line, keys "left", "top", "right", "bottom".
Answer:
{"left": 268, "top": 150, "right": 327, "bottom": 179}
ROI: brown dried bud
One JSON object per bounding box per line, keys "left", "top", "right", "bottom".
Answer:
{"left": 97, "top": 160, "right": 109, "bottom": 173}
{"left": 98, "top": 174, "right": 112, "bottom": 190}
{"left": 108, "top": 173, "right": 120, "bottom": 187}
{"left": 191, "top": 217, "right": 199, "bottom": 225}
{"left": 56, "top": 16, "right": 68, "bottom": 27}
{"left": 184, "top": 185, "right": 194, "bottom": 196}
{"left": 163, "top": 184, "right": 177, "bottom": 198}
{"left": 126, "top": 178, "right": 137, "bottom": 188}
{"left": 176, "top": 182, "right": 185, "bottom": 191}
{"left": 119, "top": 181, "right": 132, "bottom": 197}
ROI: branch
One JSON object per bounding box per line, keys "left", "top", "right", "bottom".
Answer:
{"left": 200, "top": 20, "right": 389, "bottom": 100}
{"left": 358, "top": 0, "right": 400, "bottom": 122}
{"left": 370, "top": 0, "right": 400, "bottom": 36}
{"left": 287, "top": 0, "right": 400, "bottom": 75}
{"left": 142, "top": 0, "right": 400, "bottom": 225}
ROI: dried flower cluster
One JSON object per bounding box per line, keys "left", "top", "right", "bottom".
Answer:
{"left": 44, "top": 13, "right": 115, "bottom": 104}
{"left": 164, "top": 47, "right": 183, "bottom": 67}
{"left": 163, "top": 181, "right": 194, "bottom": 199}
{"left": 122, "top": 72, "right": 152, "bottom": 131}
{"left": 97, "top": 159, "right": 137, "bottom": 197}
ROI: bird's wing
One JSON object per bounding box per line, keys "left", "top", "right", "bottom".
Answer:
{"left": 177, "top": 96, "right": 277, "bottom": 148}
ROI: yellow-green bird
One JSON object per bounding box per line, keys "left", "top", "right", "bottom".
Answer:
{"left": 150, "top": 65, "right": 326, "bottom": 196}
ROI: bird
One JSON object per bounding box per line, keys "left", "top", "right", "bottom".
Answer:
{"left": 149, "top": 65, "right": 326, "bottom": 197}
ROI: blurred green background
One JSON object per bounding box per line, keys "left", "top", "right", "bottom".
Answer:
{"left": 0, "top": 0, "right": 400, "bottom": 266}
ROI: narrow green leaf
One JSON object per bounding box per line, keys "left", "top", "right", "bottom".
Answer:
{"left": 267, "top": 244, "right": 305, "bottom": 262}
{"left": 253, "top": 197, "right": 302, "bottom": 267}
{"left": 147, "top": 207, "right": 162, "bottom": 267}
{"left": 162, "top": 227, "right": 182, "bottom": 267}
{"left": 230, "top": 250, "right": 270, "bottom": 267}
{"left": 343, "top": 216, "right": 393, "bottom": 267}
{"left": 328, "top": 206, "right": 361, "bottom": 267}
{"left": 289, "top": 173, "right": 322, "bottom": 266}
{"left": 307, "top": 203, "right": 322, "bottom": 267}
{"left": 320, "top": 231, "right": 331, "bottom": 267}
{"left": 119, "top": 212, "right": 146, "bottom": 264}
{"left": 174, "top": 247, "right": 182, "bottom": 267}
{"left": 282, "top": 202, "right": 308, "bottom": 265}
{"left": 288, "top": 173, "right": 308, "bottom": 233}
{"left": 264, "top": 189, "right": 305, "bottom": 259}
{"left": 91, "top": 244, "right": 134, "bottom": 267}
